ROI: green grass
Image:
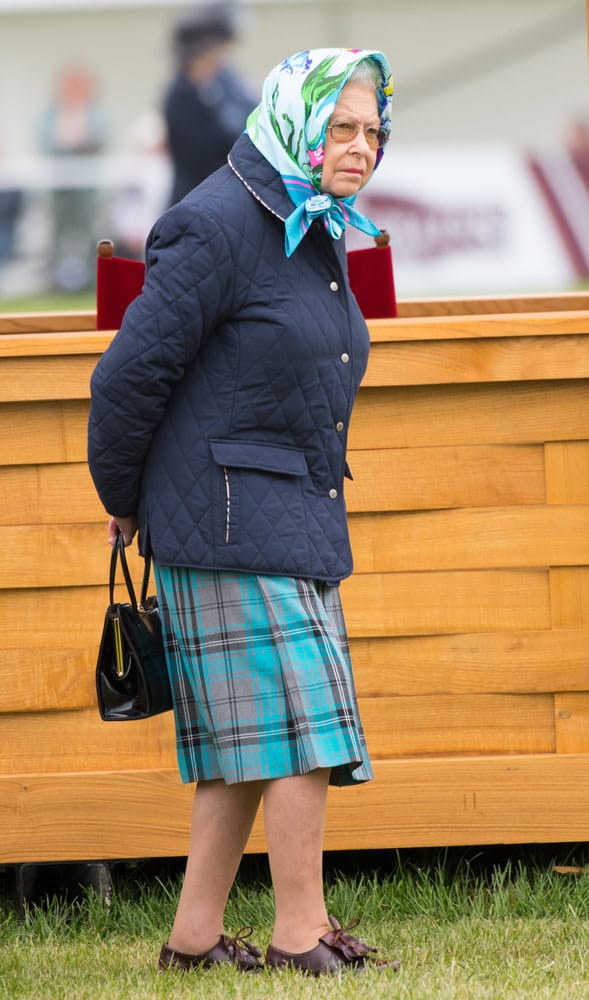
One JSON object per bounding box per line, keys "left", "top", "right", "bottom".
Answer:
{"left": 0, "top": 849, "right": 588, "bottom": 999}
{"left": 0, "top": 290, "right": 95, "bottom": 313}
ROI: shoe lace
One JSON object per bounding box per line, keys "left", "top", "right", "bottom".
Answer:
{"left": 224, "top": 926, "right": 263, "bottom": 961}
{"left": 321, "top": 915, "right": 377, "bottom": 960}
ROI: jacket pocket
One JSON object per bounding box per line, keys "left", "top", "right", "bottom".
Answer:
{"left": 210, "top": 439, "right": 308, "bottom": 476}
{"left": 209, "top": 439, "right": 308, "bottom": 547}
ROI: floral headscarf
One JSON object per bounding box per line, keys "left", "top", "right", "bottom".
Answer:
{"left": 246, "top": 48, "right": 393, "bottom": 257}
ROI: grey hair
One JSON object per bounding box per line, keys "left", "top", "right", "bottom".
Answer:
{"left": 347, "top": 58, "right": 381, "bottom": 91}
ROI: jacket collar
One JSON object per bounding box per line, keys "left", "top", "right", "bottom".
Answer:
{"left": 227, "top": 133, "right": 349, "bottom": 274}
{"left": 228, "top": 133, "right": 297, "bottom": 224}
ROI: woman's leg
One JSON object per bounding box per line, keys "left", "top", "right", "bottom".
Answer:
{"left": 167, "top": 778, "right": 264, "bottom": 955}
{"left": 263, "top": 769, "right": 332, "bottom": 952}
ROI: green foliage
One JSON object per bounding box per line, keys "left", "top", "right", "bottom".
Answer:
{"left": 0, "top": 851, "right": 587, "bottom": 999}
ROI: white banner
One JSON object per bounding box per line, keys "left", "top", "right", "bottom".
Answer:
{"left": 353, "top": 145, "right": 579, "bottom": 297}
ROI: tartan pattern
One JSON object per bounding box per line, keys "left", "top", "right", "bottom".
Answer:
{"left": 154, "top": 566, "right": 373, "bottom": 786}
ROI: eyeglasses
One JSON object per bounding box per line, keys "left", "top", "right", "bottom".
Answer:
{"left": 326, "top": 121, "right": 390, "bottom": 150}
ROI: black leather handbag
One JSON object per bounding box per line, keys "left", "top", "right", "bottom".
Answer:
{"left": 95, "top": 532, "right": 172, "bottom": 721}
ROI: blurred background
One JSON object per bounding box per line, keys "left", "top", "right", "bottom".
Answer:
{"left": 0, "top": 0, "right": 587, "bottom": 308}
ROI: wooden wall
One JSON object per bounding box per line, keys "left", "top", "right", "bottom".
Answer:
{"left": 1, "top": 293, "right": 588, "bottom": 863}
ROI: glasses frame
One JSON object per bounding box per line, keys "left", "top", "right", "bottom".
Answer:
{"left": 326, "top": 121, "right": 390, "bottom": 150}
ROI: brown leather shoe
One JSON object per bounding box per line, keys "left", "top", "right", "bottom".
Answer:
{"left": 158, "top": 927, "right": 264, "bottom": 972}
{"left": 265, "top": 915, "right": 400, "bottom": 975}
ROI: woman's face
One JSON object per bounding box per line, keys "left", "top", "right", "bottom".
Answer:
{"left": 320, "top": 81, "right": 380, "bottom": 198}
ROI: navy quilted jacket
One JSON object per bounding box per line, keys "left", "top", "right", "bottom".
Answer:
{"left": 88, "top": 133, "right": 370, "bottom": 585}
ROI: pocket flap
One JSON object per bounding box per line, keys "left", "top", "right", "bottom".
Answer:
{"left": 210, "top": 439, "right": 308, "bottom": 476}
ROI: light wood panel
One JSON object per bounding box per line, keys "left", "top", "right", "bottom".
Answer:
{"left": 1, "top": 300, "right": 588, "bottom": 858}
{"left": 349, "top": 629, "right": 589, "bottom": 696}
{"left": 361, "top": 693, "right": 555, "bottom": 757}
{"left": 0, "top": 401, "right": 88, "bottom": 466}
{"left": 0, "top": 331, "right": 109, "bottom": 357}
{"left": 2, "top": 508, "right": 585, "bottom": 590}
{"left": 0, "top": 464, "right": 104, "bottom": 526}
{"left": 3, "top": 629, "right": 587, "bottom": 717}
{"left": 549, "top": 568, "right": 589, "bottom": 628}
{"left": 545, "top": 440, "right": 589, "bottom": 503}
{"left": 368, "top": 314, "right": 589, "bottom": 344}
{"left": 349, "top": 505, "right": 589, "bottom": 573}
{"left": 0, "top": 708, "right": 176, "bottom": 774}
{"left": 364, "top": 335, "right": 589, "bottom": 386}
{"left": 0, "top": 567, "right": 552, "bottom": 639}
{"left": 345, "top": 444, "right": 545, "bottom": 512}
{"left": 0, "top": 311, "right": 95, "bottom": 334}
{"left": 0, "top": 648, "right": 96, "bottom": 713}
{"left": 0, "top": 445, "right": 547, "bottom": 525}
{"left": 554, "top": 693, "right": 589, "bottom": 754}
{"left": 2, "top": 754, "right": 589, "bottom": 862}
{"left": 349, "top": 381, "right": 589, "bottom": 450}
{"left": 341, "top": 570, "right": 550, "bottom": 637}
{"left": 396, "top": 292, "right": 589, "bottom": 317}
{"left": 0, "top": 523, "right": 137, "bottom": 589}
{"left": 1, "top": 586, "right": 109, "bottom": 650}
{"left": 0, "top": 356, "right": 97, "bottom": 402}
{"left": 0, "top": 693, "right": 555, "bottom": 773}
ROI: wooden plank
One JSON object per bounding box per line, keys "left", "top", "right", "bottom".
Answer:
{"left": 545, "top": 441, "right": 589, "bottom": 503}
{"left": 368, "top": 313, "right": 589, "bottom": 344}
{"left": 341, "top": 570, "right": 550, "bottom": 637}
{"left": 0, "top": 648, "right": 95, "bottom": 713}
{"left": 361, "top": 693, "right": 555, "bottom": 757}
{"left": 350, "top": 629, "right": 589, "bottom": 696}
{"left": 0, "top": 401, "right": 89, "bottom": 466}
{"left": 363, "top": 335, "right": 589, "bottom": 386}
{"left": 0, "top": 694, "right": 554, "bottom": 773}
{"left": 0, "top": 586, "right": 107, "bottom": 650}
{"left": 0, "top": 356, "right": 98, "bottom": 402}
{"left": 0, "top": 524, "right": 135, "bottom": 589}
{"left": 2, "top": 508, "right": 585, "bottom": 589}
{"left": 0, "top": 708, "right": 177, "bottom": 774}
{"left": 350, "top": 381, "right": 589, "bottom": 449}
{"left": 321, "top": 755, "right": 589, "bottom": 850}
{"left": 0, "top": 464, "right": 104, "bottom": 526}
{"left": 0, "top": 331, "right": 110, "bottom": 357}
{"left": 0, "top": 447, "right": 545, "bottom": 527}
{"left": 396, "top": 292, "right": 589, "bottom": 317}
{"left": 0, "top": 569, "right": 550, "bottom": 658}
{"left": 550, "top": 568, "right": 589, "bottom": 628}
{"left": 346, "top": 444, "right": 545, "bottom": 512}
{"left": 348, "top": 506, "right": 589, "bottom": 574}
{"left": 0, "top": 312, "right": 96, "bottom": 334}
{"left": 555, "top": 693, "right": 589, "bottom": 754}
{"left": 2, "top": 754, "right": 589, "bottom": 861}
{"left": 3, "top": 629, "right": 586, "bottom": 717}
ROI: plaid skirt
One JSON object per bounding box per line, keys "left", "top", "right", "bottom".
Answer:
{"left": 153, "top": 566, "right": 373, "bottom": 787}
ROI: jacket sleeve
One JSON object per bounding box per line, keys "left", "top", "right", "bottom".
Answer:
{"left": 87, "top": 202, "right": 234, "bottom": 517}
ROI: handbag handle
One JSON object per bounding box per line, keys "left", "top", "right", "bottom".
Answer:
{"left": 109, "top": 530, "right": 153, "bottom": 611}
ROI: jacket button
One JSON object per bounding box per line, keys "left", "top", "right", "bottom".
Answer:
{"left": 336, "top": 421, "right": 344, "bottom": 432}
{"left": 329, "top": 488, "right": 338, "bottom": 499}
{"left": 341, "top": 352, "right": 350, "bottom": 363}
{"left": 329, "top": 281, "right": 339, "bottom": 292}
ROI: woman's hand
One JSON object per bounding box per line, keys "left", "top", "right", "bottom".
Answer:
{"left": 108, "top": 514, "right": 138, "bottom": 547}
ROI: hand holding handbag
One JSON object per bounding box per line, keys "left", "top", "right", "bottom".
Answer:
{"left": 95, "top": 531, "right": 172, "bottom": 721}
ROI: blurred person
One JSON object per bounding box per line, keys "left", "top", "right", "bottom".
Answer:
{"left": 39, "top": 65, "right": 108, "bottom": 291}
{"left": 0, "top": 141, "right": 22, "bottom": 265}
{"left": 88, "top": 47, "right": 399, "bottom": 976}
{"left": 163, "top": 1, "right": 256, "bottom": 205}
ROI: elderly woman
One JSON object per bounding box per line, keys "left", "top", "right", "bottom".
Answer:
{"left": 88, "top": 48, "right": 396, "bottom": 975}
